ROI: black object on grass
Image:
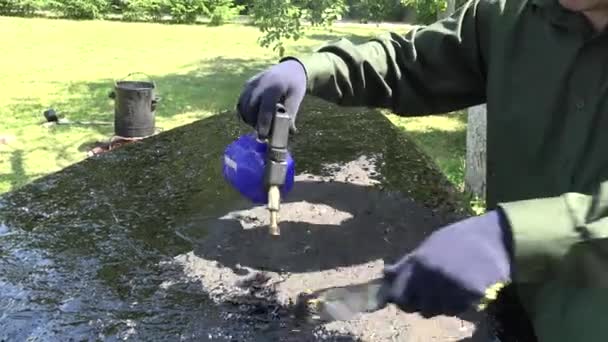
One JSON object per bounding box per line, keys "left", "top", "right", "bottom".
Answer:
{"left": 44, "top": 108, "right": 59, "bottom": 122}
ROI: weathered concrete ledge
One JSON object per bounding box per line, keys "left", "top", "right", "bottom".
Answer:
{"left": 0, "top": 97, "right": 483, "bottom": 341}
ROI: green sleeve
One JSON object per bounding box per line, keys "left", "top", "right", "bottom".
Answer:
{"left": 498, "top": 181, "right": 608, "bottom": 284}
{"left": 284, "top": 0, "right": 494, "bottom": 115}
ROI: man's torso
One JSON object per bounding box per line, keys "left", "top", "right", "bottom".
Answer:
{"left": 484, "top": 0, "right": 608, "bottom": 209}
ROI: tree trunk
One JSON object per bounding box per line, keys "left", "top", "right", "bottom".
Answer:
{"left": 464, "top": 104, "right": 487, "bottom": 199}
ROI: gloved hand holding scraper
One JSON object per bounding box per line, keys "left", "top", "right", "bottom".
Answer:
{"left": 221, "top": 60, "right": 513, "bottom": 324}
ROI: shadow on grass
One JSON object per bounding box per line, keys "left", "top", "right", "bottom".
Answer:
{"left": 305, "top": 24, "right": 413, "bottom": 45}
{"left": 0, "top": 150, "right": 26, "bottom": 190}
{"left": 9, "top": 150, "right": 25, "bottom": 189}
{"left": 7, "top": 56, "right": 270, "bottom": 130}
{"left": 404, "top": 126, "right": 467, "bottom": 188}
{"left": 306, "top": 31, "right": 375, "bottom": 45}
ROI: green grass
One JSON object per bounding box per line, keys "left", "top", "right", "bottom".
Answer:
{"left": 387, "top": 112, "right": 467, "bottom": 190}
{"left": 0, "top": 16, "right": 467, "bottom": 196}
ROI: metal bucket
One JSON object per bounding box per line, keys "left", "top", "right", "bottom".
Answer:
{"left": 109, "top": 72, "right": 160, "bottom": 138}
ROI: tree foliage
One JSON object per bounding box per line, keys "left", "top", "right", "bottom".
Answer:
{"left": 249, "top": 0, "right": 346, "bottom": 56}
{"left": 249, "top": 0, "right": 448, "bottom": 56}
{"left": 401, "top": 0, "right": 446, "bottom": 23}
{"left": 0, "top": 0, "right": 450, "bottom": 52}
{"left": 348, "top": 0, "right": 407, "bottom": 23}
{"left": 0, "top": 0, "right": 47, "bottom": 16}
{"left": 207, "top": 0, "right": 244, "bottom": 25}
{"left": 50, "top": 0, "right": 110, "bottom": 19}
{"left": 0, "top": 0, "right": 242, "bottom": 23}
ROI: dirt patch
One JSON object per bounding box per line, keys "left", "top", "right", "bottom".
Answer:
{"left": 173, "top": 155, "right": 492, "bottom": 341}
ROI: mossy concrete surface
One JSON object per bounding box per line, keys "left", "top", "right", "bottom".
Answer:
{"left": 0, "top": 97, "right": 484, "bottom": 341}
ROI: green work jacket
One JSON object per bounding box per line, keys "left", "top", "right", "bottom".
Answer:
{"left": 285, "top": 0, "right": 608, "bottom": 340}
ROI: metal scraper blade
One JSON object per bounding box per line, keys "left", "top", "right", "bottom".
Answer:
{"left": 294, "top": 278, "right": 386, "bottom": 322}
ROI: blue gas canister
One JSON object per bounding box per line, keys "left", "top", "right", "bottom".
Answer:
{"left": 222, "top": 133, "right": 295, "bottom": 204}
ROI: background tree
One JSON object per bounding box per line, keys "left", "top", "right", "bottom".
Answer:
{"left": 249, "top": 0, "right": 347, "bottom": 56}
{"left": 248, "top": 0, "right": 454, "bottom": 56}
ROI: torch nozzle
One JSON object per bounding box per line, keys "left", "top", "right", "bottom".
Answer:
{"left": 268, "top": 185, "right": 281, "bottom": 236}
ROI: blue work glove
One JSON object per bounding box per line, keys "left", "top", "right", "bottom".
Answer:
{"left": 381, "top": 210, "right": 514, "bottom": 318}
{"left": 236, "top": 59, "right": 307, "bottom": 139}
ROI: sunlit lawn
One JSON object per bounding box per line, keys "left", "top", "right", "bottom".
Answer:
{"left": 0, "top": 16, "right": 466, "bottom": 194}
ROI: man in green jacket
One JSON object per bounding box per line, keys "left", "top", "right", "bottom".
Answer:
{"left": 235, "top": 0, "right": 608, "bottom": 340}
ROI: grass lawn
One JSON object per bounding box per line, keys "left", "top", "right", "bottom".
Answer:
{"left": 0, "top": 16, "right": 467, "bottom": 196}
